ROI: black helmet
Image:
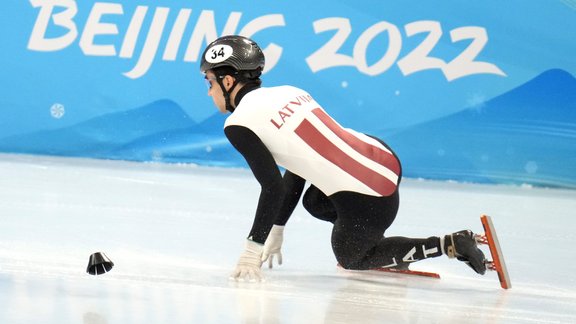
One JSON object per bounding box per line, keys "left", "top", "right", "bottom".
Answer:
{"left": 200, "top": 35, "right": 265, "bottom": 78}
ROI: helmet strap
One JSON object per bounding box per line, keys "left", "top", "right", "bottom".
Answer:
{"left": 216, "top": 77, "right": 240, "bottom": 113}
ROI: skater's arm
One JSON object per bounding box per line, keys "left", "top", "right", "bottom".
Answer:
{"left": 225, "top": 125, "right": 286, "bottom": 244}
{"left": 275, "top": 170, "right": 305, "bottom": 225}
{"left": 259, "top": 171, "right": 304, "bottom": 269}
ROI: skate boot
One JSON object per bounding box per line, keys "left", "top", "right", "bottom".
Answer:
{"left": 444, "top": 230, "right": 486, "bottom": 275}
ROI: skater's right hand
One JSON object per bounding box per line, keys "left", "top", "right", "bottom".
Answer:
{"left": 230, "top": 239, "right": 264, "bottom": 282}
{"left": 262, "top": 225, "right": 284, "bottom": 269}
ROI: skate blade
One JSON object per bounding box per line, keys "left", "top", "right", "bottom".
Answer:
{"left": 477, "top": 215, "right": 512, "bottom": 289}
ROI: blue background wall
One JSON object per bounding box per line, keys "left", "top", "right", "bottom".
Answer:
{"left": 1, "top": 1, "right": 575, "bottom": 188}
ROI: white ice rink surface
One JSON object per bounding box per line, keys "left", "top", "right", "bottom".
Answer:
{"left": 0, "top": 154, "right": 575, "bottom": 324}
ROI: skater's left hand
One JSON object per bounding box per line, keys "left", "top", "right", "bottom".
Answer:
{"left": 262, "top": 225, "right": 284, "bottom": 268}
{"left": 230, "top": 239, "right": 264, "bottom": 282}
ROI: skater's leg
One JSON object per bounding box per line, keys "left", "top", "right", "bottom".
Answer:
{"left": 303, "top": 185, "right": 337, "bottom": 223}
{"left": 330, "top": 191, "right": 443, "bottom": 270}
{"left": 334, "top": 230, "right": 443, "bottom": 270}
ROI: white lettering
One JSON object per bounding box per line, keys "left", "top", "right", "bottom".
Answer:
{"left": 27, "top": 3, "right": 504, "bottom": 81}
{"left": 222, "top": 12, "right": 244, "bottom": 38}
{"left": 422, "top": 245, "right": 438, "bottom": 258}
{"left": 239, "top": 14, "right": 286, "bottom": 73}
{"left": 307, "top": 17, "right": 506, "bottom": 80}
{"left": 354, "top": 21, "right": 402, "bottom": 76}
{"left": 27, "top": 3, "right": 287, "bottom": 79}
{"left": 79, "top": 3, "right": 123, "bottom": 56}
{"left": 119, "top": 6, "right": 147, "bottom": 59}
{"left": 382, "top": 257, "right": 398, "bottom": 268}
{"left": 443, "top": 26, "right": 507, "bottom": 81}
{"left": 28, "top": 0, "right": 78, "bottom": 51}
{"left": 397, "top": 20, "right": 446, "bottom": 76}
{"left": 185, "top": 11, "right": 237, "bottom": 63}
{"left": 162, "top": 9, "right": 192, "bottom": 61}
{"left": 306, "top": 18, "right": 355, "bottom": 73}
{"left": 123, "top": 7, "right": 170, "bottom": 79}
{"left": 402, "top": 247, "right": 417, "bottom": 263}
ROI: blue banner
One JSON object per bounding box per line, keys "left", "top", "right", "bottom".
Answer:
{"left": 1, "top": 0, "right": 575, "bottom": 188}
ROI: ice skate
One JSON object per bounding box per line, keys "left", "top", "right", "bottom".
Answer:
{"left": 444, "top": 230, "right": 487, "bottom": 275}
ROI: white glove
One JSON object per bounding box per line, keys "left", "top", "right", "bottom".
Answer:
{"left": 261, "top": 225, "right": 284, "bottom": 269}
{"left": 230, "top": 240, "right": 264, "bottom": 282}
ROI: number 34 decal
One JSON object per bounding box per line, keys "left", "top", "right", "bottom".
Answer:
{"left": 306, "top": 18, "right": 506, "bottom": 81}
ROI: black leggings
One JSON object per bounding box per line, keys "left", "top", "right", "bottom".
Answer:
{"left": 303, "top": 185, "right": 442, "bottom": 270}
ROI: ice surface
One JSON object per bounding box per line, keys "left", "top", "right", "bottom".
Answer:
{"left": 0, "top": 154, "right": 575, "bottom": 323}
